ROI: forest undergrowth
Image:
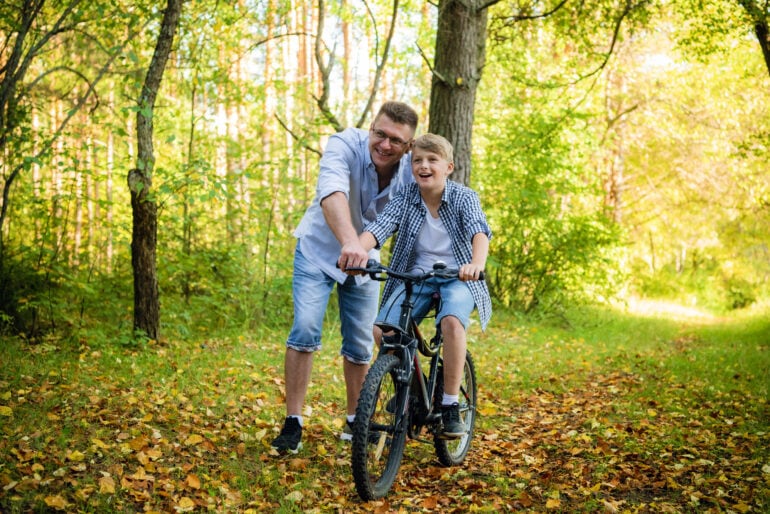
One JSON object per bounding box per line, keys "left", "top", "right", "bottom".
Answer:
{"left": 0, "top": 301, "right": 768, "bottom": 513}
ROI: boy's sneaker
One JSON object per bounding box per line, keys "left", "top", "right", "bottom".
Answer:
{"left": 441, "top": 403, "right": 466, "bottom": 439}
{"left": 340, "top": 421, "right": 354, "bottom": 442}
{"left": 271, "top": 417, "right": 303, "bottom": 453}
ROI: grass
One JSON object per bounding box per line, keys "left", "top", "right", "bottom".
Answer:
{"left": 0, "top": 299, "right": 768, "bottom": 512}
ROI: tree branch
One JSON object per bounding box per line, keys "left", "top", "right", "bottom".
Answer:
{"left": 355, "top": 0, "right": 399, "bottom": 128}
{"left": 274, "top": 113, "right": 322, "bottom": 156}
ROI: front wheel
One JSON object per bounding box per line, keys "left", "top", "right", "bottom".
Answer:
{"left": 434, "top": 351, "right": 477, "bottom": 466}
{"left": 351, "top": 354, "right": 409, "bottom": 500}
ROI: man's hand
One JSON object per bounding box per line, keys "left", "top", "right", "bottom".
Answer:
{"left": 338, "top": 240, "right": 369, "bottom": 274}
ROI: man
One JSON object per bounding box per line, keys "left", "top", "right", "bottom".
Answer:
{"left": 271, "top": 101, "right": 419, "bottom": 454}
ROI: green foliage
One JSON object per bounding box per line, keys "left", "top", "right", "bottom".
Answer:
{"left": 631, "top": 256, "right": 764, "bottom": 313}
{"left": 475, "top": 82, "right": 623, "bottom": 314}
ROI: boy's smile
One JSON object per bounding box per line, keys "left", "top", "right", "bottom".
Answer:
{"left": 412, "top": 149, "right": 454, "bottom": 193}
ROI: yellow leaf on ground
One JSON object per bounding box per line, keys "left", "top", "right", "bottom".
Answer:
{"left": 184, "top": 434, "right": 204, "bottom": 445}
{"left": 44, "top": 495, "right": 68, "bottom": 510}
{"left": 546, "top": 498, "right": 562, "bottom": 509}
{"left": 91, "top": 438, "right": 110, "bottom": 449}
{"left": 99, "top": 476, "right": 116, "bottom": 494}
{"left": 174, "top": 497, "right": 196, "bottom": 512}
{"left": 284, "top": 490, "right": 303, "bottom": 502}
{"left": 67, "top": 450, "right": 85, "bottom": 462}
{"left": 185, "top": 473, "right": 201, "bottom": 489}
{"left": 0, "top": 405, "right": 12, "bottom": 417}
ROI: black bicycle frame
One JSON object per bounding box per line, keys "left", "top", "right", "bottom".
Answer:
{"left": 378, "top": 279, "right": 443, "bottom": 433}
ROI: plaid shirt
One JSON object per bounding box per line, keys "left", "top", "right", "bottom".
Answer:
{"left": 364, "top": 181, "right": 493, "bottom": 330}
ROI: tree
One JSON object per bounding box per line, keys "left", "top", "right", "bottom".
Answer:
{"left": 427, "top": 0, "right": 495, "bottom": 186}
{"left": 0, "top": 0, "right": 86, "bottom": 260}
{"left": 737, "top": 0, "right": 770, "bottom": 76}
{"left": 128, "top": 0, "right": 183, "bottom": 340}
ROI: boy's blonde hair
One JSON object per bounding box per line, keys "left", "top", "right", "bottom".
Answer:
{"left": 412, "top": 133, "right": 453, "bottom": 163}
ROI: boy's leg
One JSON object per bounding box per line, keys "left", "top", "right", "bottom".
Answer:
{"left": 435, "top": 279, "right": 476, "bottom": 438}
{"left": 440, "top": 316, "right": 467, "bottom": 395}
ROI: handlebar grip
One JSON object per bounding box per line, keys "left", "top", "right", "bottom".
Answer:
{"left": 478, "top": 271, "right": 485, "bottom": 281}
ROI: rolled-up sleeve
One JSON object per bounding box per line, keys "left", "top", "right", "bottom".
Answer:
{"left": 317, "top": 133, "right": 356, "bottom": 202}
{"left": 461, "top": 190, "right": 492, "bottom": 242}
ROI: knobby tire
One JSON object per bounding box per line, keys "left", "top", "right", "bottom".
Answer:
{"left": 351, "top": 354, "right": 408, "bottom": 500}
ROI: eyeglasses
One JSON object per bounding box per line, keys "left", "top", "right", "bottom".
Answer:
{"left": 370, "top": 127, "right": 411, "bottom": 149}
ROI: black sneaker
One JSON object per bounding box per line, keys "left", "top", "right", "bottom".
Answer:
{"left": 271, "top": 417, "right": 303, "bottom": 453}
{"left": 441, "top": 403, "right": 466, "bottom": 439}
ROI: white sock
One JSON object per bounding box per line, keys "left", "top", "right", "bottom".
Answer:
{"left": 442, "top": 394, "right": 459, "bottom": 406}
{"left": 287, "top": 415, "right": 303, "bottom": 427}
{"left": 346, "top": 414, "right": 355, "bottom": 423}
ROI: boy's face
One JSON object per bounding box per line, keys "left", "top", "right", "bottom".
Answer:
{"left": 411, "top": 146, "right": 454, "bottom": 190}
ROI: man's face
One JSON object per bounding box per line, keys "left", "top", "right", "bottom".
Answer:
{"left": 368, "top": 115, "right": 414, "bottom": 173}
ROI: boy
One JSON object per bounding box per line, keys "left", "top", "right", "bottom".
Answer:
{"left": 344, "top": 133, "right": 491, "bottom": 438}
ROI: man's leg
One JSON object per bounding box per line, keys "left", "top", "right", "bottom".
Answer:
{"left": 272, "top": 245, "right": 333, "bottom": 453}
{"left": 338, "top": 276, "right": 380, "bottom": 418}
{"left": 285, "top": 348, "right": 314, "bottom": 416}
{"left": 344, "top": 358, "right": 368, "bottom": 417}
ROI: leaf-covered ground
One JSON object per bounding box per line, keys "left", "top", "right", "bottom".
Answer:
{"left": 1, "top": 308, "right": 768, "bottom": 512}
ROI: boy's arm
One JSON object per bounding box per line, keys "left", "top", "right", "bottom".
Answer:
{"left": 359, "top": 231, "right": 378, "bottom": 253}
{"left": 459, "top": 232, "right": 489, "bottom": 281}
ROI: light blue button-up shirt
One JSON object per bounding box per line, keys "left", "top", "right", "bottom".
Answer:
{"left": 294, "top": 127, "right": 414, "bottom": 284}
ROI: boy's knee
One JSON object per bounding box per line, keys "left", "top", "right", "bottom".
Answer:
{"left": 441, "top": 315, "right": 464, "bottom": 332}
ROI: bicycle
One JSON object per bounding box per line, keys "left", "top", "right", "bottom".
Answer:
{"left": 346, "top": 259, "right": 482, "bottom": 500}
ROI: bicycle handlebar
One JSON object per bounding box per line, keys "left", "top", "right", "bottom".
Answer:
{"left": 342, "top": 259, "right": 485, "bottom": 283}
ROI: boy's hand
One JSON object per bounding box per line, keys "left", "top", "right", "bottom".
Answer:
{"left": 338, "top": 241, "right": 369, "bottom": 274}
{"left": 459, "top": 263, "right": 484, "bottom": 281}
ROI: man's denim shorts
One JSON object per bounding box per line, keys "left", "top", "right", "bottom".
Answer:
{"left": 286, "top": 244, "right": 379, "bottom": 364}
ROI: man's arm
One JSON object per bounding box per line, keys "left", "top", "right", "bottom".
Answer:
{"left": 321, "top": 192, "right": 369, "bottom": 271}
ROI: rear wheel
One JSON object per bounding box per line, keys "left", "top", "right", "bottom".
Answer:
{"left": 434, "top": 351, "right": 477, "bottom": 466}
{"left": 351, "top": 354, "right": 409, "bottom": 500}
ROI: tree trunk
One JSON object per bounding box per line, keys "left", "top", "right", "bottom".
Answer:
{"left": 737, "top": 0, "right": 770, "bottom": 77}
{"left": 428, "top": 0, "right": 490, "bottom": 186}
{"left": 128, "top": 0, "right": 183, "bottom": 340}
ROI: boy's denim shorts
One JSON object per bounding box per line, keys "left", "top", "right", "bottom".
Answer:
{"left": 375, "top": 276, "right": 475, "bottom": 330}
{"left": 286, "top": 244, "right": 379, "bottom": 364}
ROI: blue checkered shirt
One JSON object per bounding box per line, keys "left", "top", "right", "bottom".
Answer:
{"left": 364, "top": 181, "right": 493, "bottom": 330}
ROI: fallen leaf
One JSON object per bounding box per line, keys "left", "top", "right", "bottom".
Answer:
{"left": 67, "top": 450, "right": 85, "bottom": 462}
{"left": 184, "top": 434, "right": 204, "bottom": 445}
{"left": 185, "top": 473, "right": 201, "bottom": 489}
{"left": 174, "top": 497, "right": 196, "bottom": 512}
{"left": 44, "top": 495, "right": 68, "bottom": 510}
{"left": 284, "top": 490, "right": 303, "bottom": 502}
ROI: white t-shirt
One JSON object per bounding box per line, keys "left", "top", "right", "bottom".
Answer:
{"left": 410, "top": 202, "right": 458, "bottom": 273}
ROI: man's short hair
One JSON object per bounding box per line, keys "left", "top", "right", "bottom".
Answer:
{"left": 375, "top": 101, "right": 419, "bottom": 131}
{"left": 412, "top": 133, "right": 454, "bottom": 163}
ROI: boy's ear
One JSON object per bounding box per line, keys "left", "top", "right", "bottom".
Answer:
{"left": 447, "top": 162, "right": 455, "bottom": 175}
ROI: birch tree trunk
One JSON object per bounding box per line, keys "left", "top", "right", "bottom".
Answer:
{"left": 128, "top": 0, "right": 183, "bottom": 340}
